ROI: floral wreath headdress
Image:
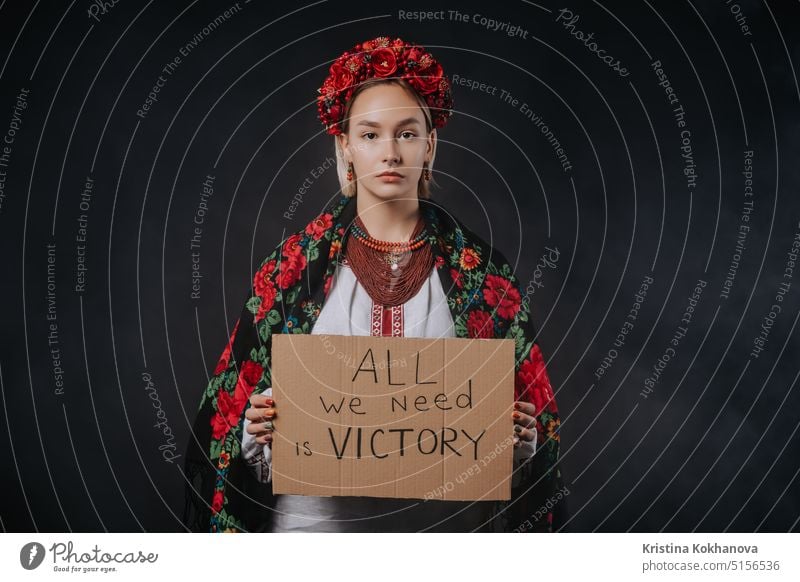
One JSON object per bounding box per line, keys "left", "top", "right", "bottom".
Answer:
{"left": 316, "top": 35, "right": 454, "bottom": 135}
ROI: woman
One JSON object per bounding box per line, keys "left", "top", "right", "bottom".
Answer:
{"left": 183, "top": 35, "right": 562, "bottom": 532}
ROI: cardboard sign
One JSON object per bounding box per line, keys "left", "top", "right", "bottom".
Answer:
{"left": 271, "top": 334, "right": 515, "bottom": 501}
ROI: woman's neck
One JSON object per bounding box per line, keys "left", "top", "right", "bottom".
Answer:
{"left": 355, "top": 194, "right": 421, "bottom": 241}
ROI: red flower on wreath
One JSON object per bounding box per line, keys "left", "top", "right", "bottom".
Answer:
{"left": 305, "top": 213, "right": 333, "bottom": 240}
{"left": 213, "top": 320, "right": 240, "bottom": 375}
{"left": 371, "top": 47, "right": 397, "bottom": 77}
{"left": 317, "top": 36, "right": 453, "bottom": 135}
{"left": 328, "top": 61, "right": 355, "bottom": 93}
{"left": 467, "top": 310, "right": 494, "bottom": 339}
{"left": 408, "top": 61, "right": 444, "bottom": 95}
{"left": 483, "top": 274, "right": 521, "bottom": 320}
{"left": 515, "top": 344, "right": 557, "bottom": 415}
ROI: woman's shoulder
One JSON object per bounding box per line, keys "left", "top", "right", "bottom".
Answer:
{"left": 442, "top": 207, "right": 517, "bottom": 279}
{"left": 262, "top": 206, "right": 338, "bottom": 257}
{"left": 250, "top": 208, "right": 341, "bottom": 284}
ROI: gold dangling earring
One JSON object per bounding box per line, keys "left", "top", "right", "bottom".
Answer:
{"left": 346, "top": 162, "right": 354, "bottom": 181}
{"left": 423, "top": 163, "right": 431, "bottom": 181}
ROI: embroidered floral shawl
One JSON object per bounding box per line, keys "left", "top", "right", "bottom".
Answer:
{"left": 183, "top": 193, "right": 562, "bottom": 532}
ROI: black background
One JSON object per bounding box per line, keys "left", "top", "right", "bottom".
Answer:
{"left": 0, "top": 0, "right": 798, "bottom": 532}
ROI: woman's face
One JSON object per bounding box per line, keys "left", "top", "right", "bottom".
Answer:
{"left": 339, "top": 83, "right": 435, "bottom": 202}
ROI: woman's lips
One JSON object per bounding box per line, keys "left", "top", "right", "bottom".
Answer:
{"left": 377, "top": 172, "right": 403, "bottom": 182}
{"left": 378, "top": 174, "right": 403, "bottom": 182}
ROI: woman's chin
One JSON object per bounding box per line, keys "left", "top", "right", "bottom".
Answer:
{"left": 362, "top": 182, "right": 417, "bottom": 201}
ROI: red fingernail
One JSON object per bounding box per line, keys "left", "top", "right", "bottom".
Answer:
{"left": 512, "top": 412, "right": 520, "bottom": 419}
{"left": 265, "top": 398, "right": 274, "bottom": 406}
{"left": 513, "top": 402, "right": 521, "bottom": 410}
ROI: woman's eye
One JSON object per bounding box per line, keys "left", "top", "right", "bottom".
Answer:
{"left": 361, "top": 131, "right": 415, "bottom": 140}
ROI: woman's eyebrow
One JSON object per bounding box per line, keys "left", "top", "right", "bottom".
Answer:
{"left": 355, "top": 117, "right": 421, "bottom": 128}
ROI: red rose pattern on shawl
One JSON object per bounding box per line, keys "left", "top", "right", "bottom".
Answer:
{"left": 275, "top": 233, "right": 308, "bottom": 290}
{"left": 210, "top": 391, "right": 237, "bottom": 440}
{"left": 213, "top": 320, "right": 240, "bottom": 375}
{"left": 211, "top": 490, "right": 224, "bottom": 514}
{"left": 467, "top": 309, "right": 494, "bottom": 339}
{"left": 276, "top": 256, "right": 306, "bottom": 290}
{"left": 253, "top": 260, "right": 278, "bottom": 323}
{"left": 483, "top": 274, "right": 522, "bottom": 320}
{"left": 197, "top": 203, "right": 561, "bottom": 532}
{"left": 209, "top": 360, "right": 263, "bottom": 440}
{"left": 305, "top": 214, "right": 333, "bottom": 240}
{"left": 450, "top": 267, "right": 463, "bottom": 289}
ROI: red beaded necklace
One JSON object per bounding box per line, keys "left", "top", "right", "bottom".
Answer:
{"left": 345, "top": 213, "right": 434, "bottom": 307}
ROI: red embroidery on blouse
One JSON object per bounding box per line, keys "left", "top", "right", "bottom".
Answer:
{"left": 371, "top": 302, "right": 383, "bottom": 336}
{"left": 371, "top": 301, "right": 404, "bottom": 336}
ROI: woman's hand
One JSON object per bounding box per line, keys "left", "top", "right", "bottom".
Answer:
{"left": 246, "top": 394, "right": 276, "bottom": 448}
{"left": 512, "top": 401, "right": 537, "bottom": 448}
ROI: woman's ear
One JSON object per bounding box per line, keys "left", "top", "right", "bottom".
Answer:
{"left": 337, "top": 133, "right": 350, "bottom": 163}
{"left": 426, "top": 128, "right": 437, "bottom": 162}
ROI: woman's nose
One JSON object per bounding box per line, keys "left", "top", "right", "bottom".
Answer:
{"left": 381, "top": 137, "right": 400, "bottom": 164}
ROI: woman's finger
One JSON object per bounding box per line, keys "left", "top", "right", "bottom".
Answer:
{"left": 513, "top": 423, "right": 535, "bottom": 443}
{"left": 249, "top": 393, "right": 274, "bottom": 408}
{"left": 512, "top": 410, "right": 537, "bottom": 429}
{"left": 255, "top": 433, "right": 273, "bottom": 446}
{"left": 246, "top": 416, "right": 276, "bottom": 434}
{"left": 245, "top": 419, "right": 264, "bottom": 435}
{"left": 513, "top": 401, "right": 536, "bottom": 417}
{"left": 244, "top": 405, "right": 276, "bottom": 422}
